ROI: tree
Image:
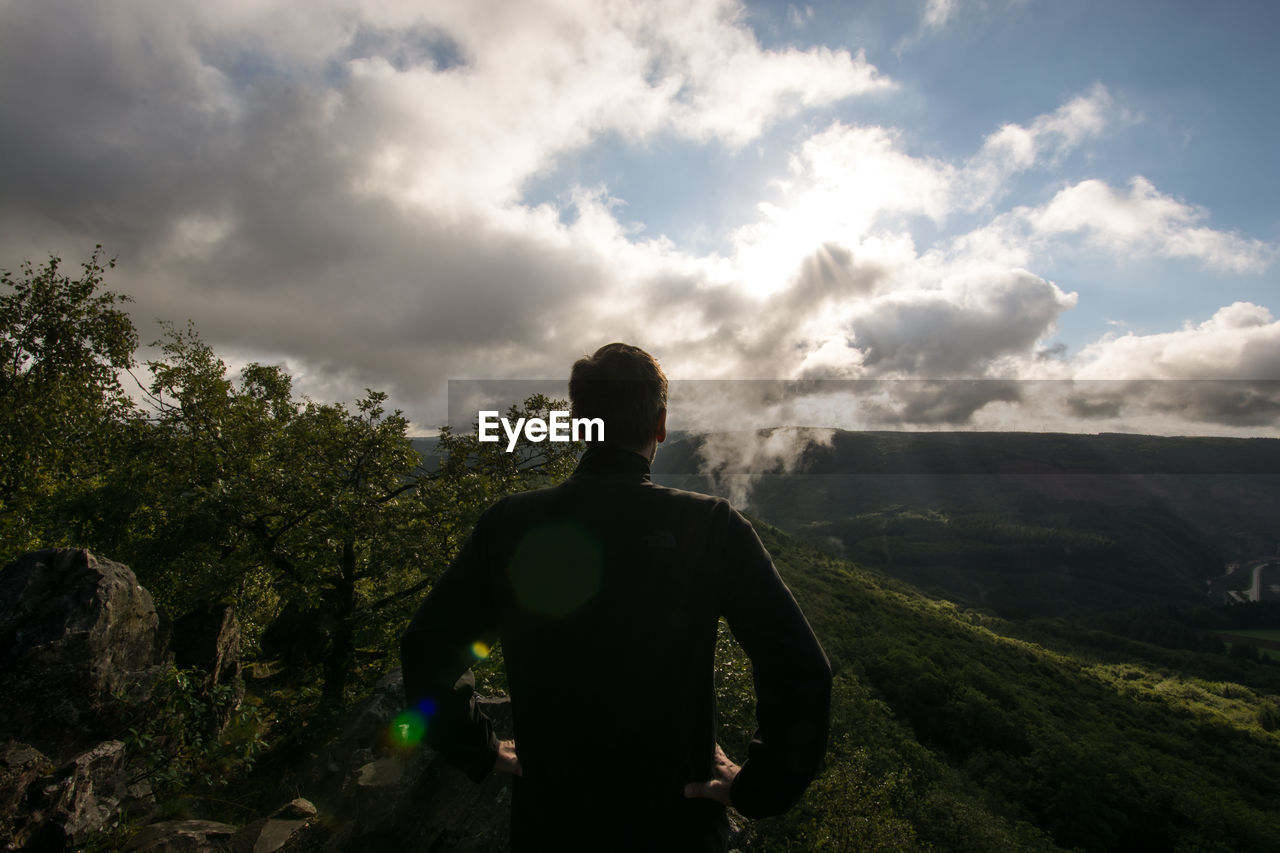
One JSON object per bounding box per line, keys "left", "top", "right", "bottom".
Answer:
{"left": 0, "top": 247, "right": 138, "bottom": 556}
{"left": 0, "top": 246, "right": 586, "bottom": 706}
{"left": 133, "top": 324, "right": 584, "bottom": 702}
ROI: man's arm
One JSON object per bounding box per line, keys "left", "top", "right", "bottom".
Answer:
{"left": 713, "top": 508, "right": 832, "bottom": 819}
{"left": 399, "top": 506, "right": 514, "bottom": 782}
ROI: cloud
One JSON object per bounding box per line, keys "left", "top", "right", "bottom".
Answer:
{"left": 1027, "top": 177, "right": 1275, "bottom": 272}
{"left": 696, "top": 426, "right": 834, "bottom": 508}
{"left": 1014, "top": 304, "right": 1280, "bottom": 430}
{"left": 1074, "top": 303, "right": 1280, "bottom": 380}
{"left": 844, "top": 270, "right": 1077, "bottom": 376}
{"left": 731, "top": 81, "right": 1117, "bottom": 274}
{"left": 728, "top": 123, "right": 953, "bottom": 296}
{"left": 0, "top": 0, "right": 887, "bottom": 428}
{"left": 922, "top": 0, "right": 958, "bottom": 31}
{"left": 1, "top": 0, "right": 1275, "bottom": 443}
{"left": 961, "top": 83, "right": 1117, "bottom": 209}
{"left": 787, "top": 5, "right": 815, "bottom": 28}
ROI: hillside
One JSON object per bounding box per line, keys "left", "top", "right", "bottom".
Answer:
{"left": 652, "top": 431, "right": 1280, "bottom": 618}
{"left": 729, "top": 520, "right": 1280, "bottom": 851}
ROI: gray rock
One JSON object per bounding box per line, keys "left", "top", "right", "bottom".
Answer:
{"left": 0, "top": 741, "right": 53, "bottom": 850}
{"left": 172, "top": 604, "right": 241, "bottom": 688}
{"left": 283, "top": 669, "right": 513, "bottom": 852}
{"left": 19, "top": 739, "right": 129, "bottom": 851}
{"left": 125, "top": 819, "right": 237, "bottom": 852}
{"left": 171, "top": 602, "right": 244, "bottom": 733}
{"left": 230, "top": 799, "right": 316, "bottom": 853}
{"left": 271, "top": 799, "right": 316, "bottom": 821}
{"left": 0, "top": 549, "right": 168, "bottom": 760}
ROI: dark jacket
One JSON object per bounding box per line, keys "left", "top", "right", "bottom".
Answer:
{"left": 400, "top": 444, "right": 832, "bottom": 851}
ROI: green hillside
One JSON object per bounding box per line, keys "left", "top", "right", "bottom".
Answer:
{"left": 719, "top": 520, "right": 1280, "bottom": 852}
{"left": 653, "top": 431, "right": 1280, "bottom": 619}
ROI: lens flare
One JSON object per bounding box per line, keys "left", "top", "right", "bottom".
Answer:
{"left": 471, "top": 641, "right": 491, "bottom": 659}
{"left": 508, "top": 521, "right": 603, "bottom": 617}
{"left": 391, "top": 709, "right": 427, "bottom": 747}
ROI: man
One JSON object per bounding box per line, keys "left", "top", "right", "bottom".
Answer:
{"left": 400, "top": 344, "right": 831, "bottom": 852}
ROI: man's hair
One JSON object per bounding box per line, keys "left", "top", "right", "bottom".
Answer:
{"left": 569, "top": 343, "right": 668, "bottom": 450}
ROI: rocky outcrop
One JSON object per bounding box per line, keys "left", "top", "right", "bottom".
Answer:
{"left": 6, "top": 740, "right": 129, "bottom": 851}
{"left": 0, "top": 549, "right": 174, "bottom": 851}
{"left": 124, "top": 818, "right": 237, "bottom": 852}
{"left": 230, "top": 798, "right": 316, "bottom": 853}
{"left": 171, "top": 602, "right": 244, "bottom": 732}
{"left": 0, "top": 742, "right": 52, "bottom": 850}
{"left": 0, "top": 549, "right": 168, "bottom": 762}
{"left": 279, "top": 668, "right": 513, "bottom": 852}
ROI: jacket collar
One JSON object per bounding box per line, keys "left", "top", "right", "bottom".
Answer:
{"left": 571, "top": 444, "right": 652, "bottom": 480}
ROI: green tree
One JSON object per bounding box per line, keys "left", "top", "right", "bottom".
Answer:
{"left": 131, "top": 326, "right": 423, "bottom": 699}
{"left": 133, "top": 325, "right": 583, "bottom": 703}
{"left": 0, "top": 247, "right": 138, "bottom": 557}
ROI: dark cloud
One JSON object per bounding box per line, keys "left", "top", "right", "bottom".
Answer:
{"left": 792, "top": 242, "right": 880, "bottom": 303}
{"left": 1144, "top": 381, "right": 1280, "bottom": 428}
{"left": 1064, "top": 387, "right": 1126, "bottom": 419}
{"left": 1058, "top": 381, "right": 1280, "bottom": 428}
{"left": 0, "top": 7, "right": 609, "bottom": 425}
{"left": 847, "top": 270, "right": 1073, "bottom": 376}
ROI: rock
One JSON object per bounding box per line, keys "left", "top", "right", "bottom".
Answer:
{"left": 230, "top": 799, "right": 316, "bottom": 853}
{"left": 284, "top": 669, "right": 513, "bottom": 852}
{"left": 0, "top": 549, "right": 168, "bottom": 761}
{"left": 0, "top": 742, "right": 51, "bottom": 820}
{"left": 171, "top": 603, "right": 244, "bottom": 732}
{"left": 172, "top": 603, "right": 241, "bottom": 689}
{"left": 125, "top": 819, "right": 237, "bottom": 852}
{"left": 340, "top": 668, "right": 406, "bottom": 747}
{"left": 271, "top": 799, "right": 316, "bottom": 821}
{"left": 354, "top": 758, "right": 402, "bottom": 788}
{"left": 19, "top": 739, "right": 129, "bottom": 851}
{"left": 0, "top": 741, "right": 53, "bottom": 850}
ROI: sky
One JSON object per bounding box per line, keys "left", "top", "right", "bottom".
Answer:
{"left": 2, "top": 0, "right": 1278, "bottom": 437}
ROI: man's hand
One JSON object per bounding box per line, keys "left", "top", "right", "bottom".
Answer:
{"left": 493, "top": 739, "right": 523, "bottom": 776}
{"left": 683, "top": 743, "right": 740, "bottom": 806}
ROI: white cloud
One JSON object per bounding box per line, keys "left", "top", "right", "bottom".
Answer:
{"left": 335, "top": 0, "right": 889, "bottom": 210}
{"left": 787, "top": 5, "right": 815, "bottom": 28}
{"left": 1027, "top": 177, "right": 1275, "bottom": 272}
{"left": 1074, "top": 302, "right": 1280, "bottom": 380}
{"left": 923, "top": 0, "right": 958, "bottom": 31}
{"left": 961, "top": 82, "right": 1117, "bottom": 209}
{"left": 729, "top": 123, "right": 952, "bottom": 296}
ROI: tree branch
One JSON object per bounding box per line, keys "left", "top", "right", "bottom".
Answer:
{"left": 359, "top": 574, "right": 434, "bottom": 615}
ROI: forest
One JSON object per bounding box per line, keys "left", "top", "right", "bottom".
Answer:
{"left": 4, "top": 250, "right": 1280, "bottom": 851}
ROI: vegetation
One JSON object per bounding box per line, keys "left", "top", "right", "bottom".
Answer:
{"left": 0, "top": 247, "right": 136, "bottom": 554}
{"left": 6, "top": 249, "right": 1280, "bottom": 850}
{"left": 0, "top": 249, "right": 579, "bottom": 822}
{"left": 717, "top": 526, "right": 1280, "bottom": 852}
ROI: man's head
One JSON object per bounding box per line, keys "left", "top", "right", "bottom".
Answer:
{"left": 569, "top": 343, "right": 668, "bottom": 456}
